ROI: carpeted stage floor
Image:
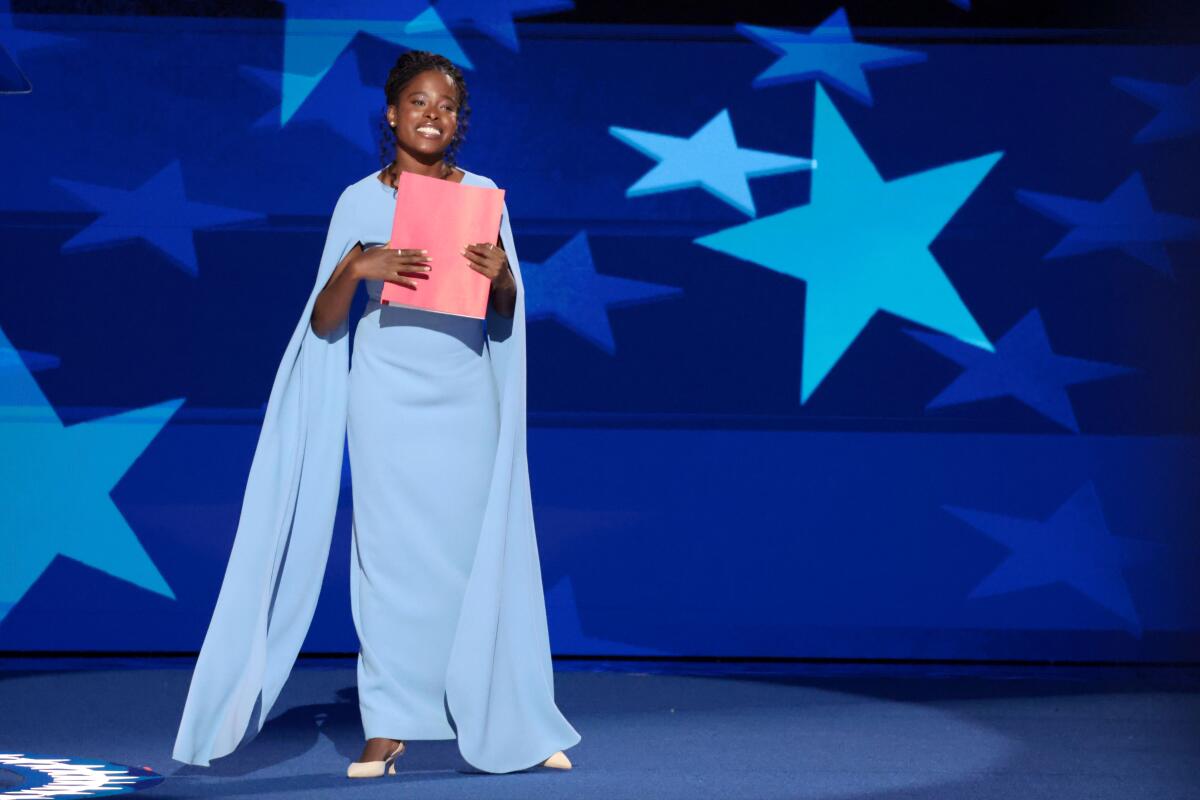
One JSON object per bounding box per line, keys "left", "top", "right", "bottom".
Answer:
{"left": 1, "top": 658, "right": 1197, "bottom": 799}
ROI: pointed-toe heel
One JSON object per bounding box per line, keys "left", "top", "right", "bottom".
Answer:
{"left": 346, "top": 741, "right": 405, "bottom": 779}
{"left": 541, "top": 750, "right": 572, "bottom": 770}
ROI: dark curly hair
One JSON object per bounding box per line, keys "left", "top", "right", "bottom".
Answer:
{"left": 379, "top": 50, "right": 471, "bottom": 183}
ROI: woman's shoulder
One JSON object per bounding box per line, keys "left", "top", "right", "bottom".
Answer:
{"left": 460, "top": 167, "right": 498, "bottom": 188}
{"left": 345, "top": 168, "right": 387, "bottom": 195}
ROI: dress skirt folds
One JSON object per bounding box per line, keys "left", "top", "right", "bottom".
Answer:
{"left": 349, "top": 299, "right": 498, "bottom": 740}
{"left": 171, "top": 168, "right": 580, "bottom": 773}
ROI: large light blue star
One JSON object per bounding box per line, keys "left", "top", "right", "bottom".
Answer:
{"left": 280, "top": 1, "right": 470, "bottom": 126}
{"left": 944, "top": 482, "right": 1160, "bottom": 634}
{"left": 1112, "top": 74, "right": 1200, "bottom": 144}
{"left": 435, "top": 0, "right": 573, "bottom": 51}
{"left": 0, "top": 323, "right": 183, "bottom": 625}
{"left": 1016, "top": 172, "right": 1200, "bottom": 278}
{"left": 736, "top": 9, "right": 926, "bottom": 106}
{"left": 524, "top": 231, "right": 681, "bottom": 354}
{"left": 609, "top": 109, "right": 815, "bottom": 217}
{"left": 52, "top": 160, "right": 263, "bottom": 277}
{"left": 906, "top": 309, "right": 1134, "bottom": 432}
{"left": 695, "top": 85, "right": 999, "bottom": 403}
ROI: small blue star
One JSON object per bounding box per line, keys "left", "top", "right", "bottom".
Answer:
{"left": 906, "top": 309, "right": 1134, "bottom": 432}
{"left": 695, "top": 85, "right": 1000, "bottom": 403}
{"left": 280, "top": 1, "right": 470, "bottom": 125}
{"left": 524, "top": 231, "right": 681, "bottom": 354}
{"left": 435, "top": 0, "right": 574, "bottom": 51}
{"left": 52, "top": 160, "right": 264, "bottom": 277}
{"left": 1112, "top": 74, "right": 1200, "bottom": 144}
{"left": 1016, "top": 172, "right": 1200, "bottom": 277}
{"left": 0, "top": 322, "right": 183, "bottom": 625}
{"left": 945, "top": 482, "right": 1160, "bottom": 635}
{"left": 609, "top": 108, "right": 816, "bottom": 217}
{"left": 736, "top": 8, "right": 926, "bottom": 106}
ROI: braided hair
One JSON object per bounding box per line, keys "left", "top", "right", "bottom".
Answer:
{"left": 379, "top": 50, "right": 471, "bottom": 183}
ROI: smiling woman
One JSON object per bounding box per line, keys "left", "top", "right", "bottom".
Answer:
{"left": 172, "top": 50, "right": 578, "bottom": 780}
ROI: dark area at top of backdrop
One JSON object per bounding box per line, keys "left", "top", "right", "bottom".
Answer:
{"left": 0, "top": 0, "right": 1197, "bottom": 660}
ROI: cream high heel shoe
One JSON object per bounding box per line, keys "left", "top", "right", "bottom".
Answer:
{"left": 541, "top": 750, "right": 572, "bottom": 770}
{"left": 346, "top": 741, "right": 406, "bottom": 778}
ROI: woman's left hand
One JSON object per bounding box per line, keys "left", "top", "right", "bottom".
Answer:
{"left": 462, "top": 242, "right": 513, "bottom": 289}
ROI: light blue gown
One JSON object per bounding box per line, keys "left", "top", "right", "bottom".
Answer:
{"left": 172, "top": 167, "right": 580, "bottom": 773}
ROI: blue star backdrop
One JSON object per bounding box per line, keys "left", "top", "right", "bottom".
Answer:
{"left": 0, "top": 1, "right": 1198, "bottom": 661}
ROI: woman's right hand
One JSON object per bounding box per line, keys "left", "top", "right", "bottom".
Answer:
{"left": 351, "top": 246, "right": 432, "bottom": 289}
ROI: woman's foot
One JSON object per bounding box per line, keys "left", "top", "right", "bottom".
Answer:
{"left": 346, "top": 738, "right": 405, "bottom": 779}
{"left": 358, "top": 737, "right": 404, "bottom": 763}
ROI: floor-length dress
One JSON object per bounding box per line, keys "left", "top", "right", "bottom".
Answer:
{"left": 349, "top": 287, "right": 499, "bottom": 740}
{"left": 172, "top": 167, "right": 580, "bottom": 774}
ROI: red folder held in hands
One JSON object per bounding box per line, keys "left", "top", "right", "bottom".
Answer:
{"left": 380, "top": 170, "right": 506, "bottom": 320}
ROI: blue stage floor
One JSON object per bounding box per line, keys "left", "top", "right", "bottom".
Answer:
{"left": 1, "top": 658, "right": 1197, "bottom": 799}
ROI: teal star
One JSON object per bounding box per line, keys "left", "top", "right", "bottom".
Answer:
{"left": 695, "top": 85, "right": 1000, "bottom": 403}
{"left": 0, "top": 323, "right": 183, "bottom": 625}
{"left": 280, "top": 1, "right": 470, "bottom": 125}
{"left": 609, "top": 108, "right": 816, "bottom": 216}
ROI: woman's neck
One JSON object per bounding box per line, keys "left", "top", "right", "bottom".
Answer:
{"left": 388, "top": 150, "right": 452, "bottom": 182}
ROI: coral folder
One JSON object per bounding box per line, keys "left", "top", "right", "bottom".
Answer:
{"left": 380, "top": 170, "right": 506, "bottom": 319}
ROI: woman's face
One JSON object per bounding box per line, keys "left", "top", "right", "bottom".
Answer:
{"left": 387, "top": 69, "right": 459, "bottom": 159}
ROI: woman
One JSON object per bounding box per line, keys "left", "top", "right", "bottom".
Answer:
{"left": 172, "top": 50, "right": 580, "bottom": 778}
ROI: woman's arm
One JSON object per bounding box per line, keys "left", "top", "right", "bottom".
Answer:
{"left": 310, "top": 243, "right": 364, "bottom": 338}
{"left": 468, "top": 236, "right": 516, "bottom": 318}
{"left": 310, "top": 245, "right": 435, "bottom": 336}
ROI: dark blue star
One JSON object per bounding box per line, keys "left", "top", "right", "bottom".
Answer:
{"left": 435, "top": 0, "right": 574, "bottom": 51}
{"left": 736, "top": 8, "right": 926, "bottom": 106}
{"left": 544, "top": 576, "right": 665, "bottom": 655}
{"left": 52, "top": 160, "right": 263, "bottom": 277}
{"left": 1016, "top": 172, "right": 1200, "bottom": 277}
{"left": 1113, "top": 74, "right": 1200, "bottom": 144}
{"left": 945, "top": 482, "right": 1161, "bottom": 635}
{"left": 523, "top": 231, "right": 681, "bottom": 354}
{"left": 905, "top": 309, "right": 1134, "bottom": 432}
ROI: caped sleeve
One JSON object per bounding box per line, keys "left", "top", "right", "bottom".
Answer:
{"left": 172, "top": 184, "right": 357, "bottom": 766}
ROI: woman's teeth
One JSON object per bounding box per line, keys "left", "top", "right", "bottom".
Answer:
{"left": 416, "top": 127, "right": 441, "bottom": 138}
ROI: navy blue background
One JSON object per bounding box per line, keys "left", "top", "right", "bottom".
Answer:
{"left": 1, "top": 4, "right": 1197, "bottom": 660}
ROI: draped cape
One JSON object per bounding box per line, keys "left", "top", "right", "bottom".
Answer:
{"left": 172, "top": 169, "right": 580, "bottom": 773}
